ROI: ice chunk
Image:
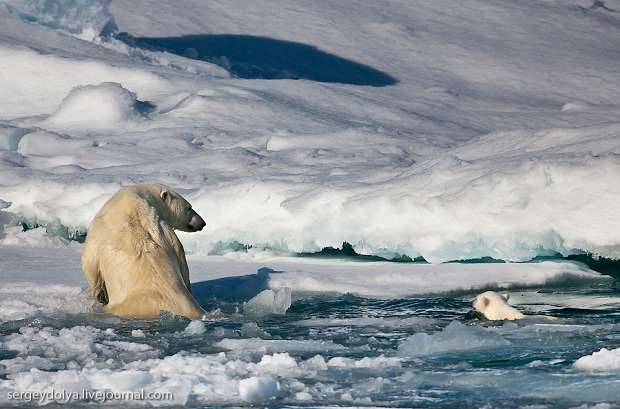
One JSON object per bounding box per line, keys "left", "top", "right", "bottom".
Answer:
{"left": 238, "top": 376, "right": 279, "bottom": 402}
{"left": 2, "top": 0, "right": 116, "bottom": 40}
{"left": 131, "top": 329, "right": 145, "bottom": 337}
{"left": 301, "top": 355, "right": 328, "bottom": 371}
{"left": 574, "top": 347, "right": 620, "bottom": 372}
{"left": 45, "top": 82, "right": 143, "bottom": 132}
{"left": 244, "top": 287, "right": 291, "bottom": 317}
{"left": 398, "top": 321, "right": 510, "bottom": 357}
{"left": 240, "top": 322, "right": 270, "bottom": 338}
{"left": 255, "top": 353, "right": 300, "bottom": 376}
{"left": 183, "top": 320, "right": 206, "bottom": 336}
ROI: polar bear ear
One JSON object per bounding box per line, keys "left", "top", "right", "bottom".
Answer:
{"left": 160, "top": 189, "right": 169, "bottom": 201}
{"left": 502, "top": 293, "right": 510, "bottom": 302}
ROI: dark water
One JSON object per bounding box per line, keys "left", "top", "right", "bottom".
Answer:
{"left": 1, "top": 288, "right": 620, "bottom": 408}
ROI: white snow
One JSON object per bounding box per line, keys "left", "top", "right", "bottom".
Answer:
{"left": 574, "top": 347, "right": 620, "bottom": 372}
{"left": 45, "top": 82, "right": 143, "bottom": 132}
{"left": 0, "top": 0, "right": 619, "bottom": 262}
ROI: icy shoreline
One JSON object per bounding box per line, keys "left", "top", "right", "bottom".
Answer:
{"left": 0, "top": 244, "right": 608, "bottom": 322}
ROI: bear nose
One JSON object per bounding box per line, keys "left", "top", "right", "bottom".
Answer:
{"left": 195, "top": 216, "right": 206, "bottom": 231}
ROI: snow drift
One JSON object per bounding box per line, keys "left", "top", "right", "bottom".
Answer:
{"left": 45, "top": 82, "right": 145, "bottom": 132}
{"left": 1, "top": 0, "right": 620, "bottom": 264}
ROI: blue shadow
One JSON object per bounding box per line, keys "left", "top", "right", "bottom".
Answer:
{"left": 119, "top": 33, "right": 397, "bottom": 86}
{"left": 191, "top": 267, "right": 273, "bottom": 304}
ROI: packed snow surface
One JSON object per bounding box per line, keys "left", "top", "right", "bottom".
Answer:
{"left": 1, "top": 0, "right": 620, "bottom": 262}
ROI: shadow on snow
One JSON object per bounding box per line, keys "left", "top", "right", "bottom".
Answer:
{"left": 118, "top": 33, "right": 397, "bottom": 86}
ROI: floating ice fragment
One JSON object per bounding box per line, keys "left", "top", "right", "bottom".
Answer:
{"left": 574, "top": 347, "right": 620, "bottom": 372}
{"left": 183, "top": 320, "right": 206, "bottom": 336}
{"left": 238, "top": 376, "right": 279, "bottom": 402}
{"left": 240, "top": 322, "right": 270, "bottom": 338}
{"left": 398, "top": 321, "right": 510, "bottom": 357}
{"left": 244, "top": 287, "right": 291, "bottom": 317}
{"left": 131, "top": 329, "right": 145, "bottom": 337}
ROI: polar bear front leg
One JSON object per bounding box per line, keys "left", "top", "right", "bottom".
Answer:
{"left": 163, "top": 226, "right": 192, "bottom": 293}
{"left": 82, "top": 241, "right": 108, "bottom": 304}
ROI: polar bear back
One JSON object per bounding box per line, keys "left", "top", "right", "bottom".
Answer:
{"left": 82, "top": 183, "right": 206, "bottom": 319}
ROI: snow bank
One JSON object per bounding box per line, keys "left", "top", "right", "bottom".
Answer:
{"left": 257, "top": 259, "right": 604, "bottom": 298}
{"left": 187, "top": 256, "right": 605, "bottom": 300}
{"left": 0, "top": 45, "right": 171, "bottom": 119}
{"left": 1, "top": 0, "right": 620, "bottom": 266}
{"left": 45, "top": 82, "right": 144, "bottom": 132}
{"left": 398, "top": 321, "right": 510, "bottom": 357}
{"left": 3, "top": 123, "right": 619, "bottom": 263}
{"left": 2, "top": 0, "right": 116, "bottom": 41}
{"left": 574, "top": 347, "right": 620, "bottom": 372}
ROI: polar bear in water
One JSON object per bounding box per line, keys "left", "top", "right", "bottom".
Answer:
{"left": 82, "top": 183, "right": 207, "bottom": 319}
{"left": 473, "top": 291, "right": 526, "bottom": 321}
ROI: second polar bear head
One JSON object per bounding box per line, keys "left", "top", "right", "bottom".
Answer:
{"left": 136, "top": 183, "right": 206, "bottom": 232}
{"left": 473, "top": 291, "right": 525, "bottom": 321}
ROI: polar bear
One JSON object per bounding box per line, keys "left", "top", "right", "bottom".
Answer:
{"left": 82, "top": 183, "right": 207, "bottom": 319}
{"left": 473, "top": 291, "right": 525, "bottom": 321}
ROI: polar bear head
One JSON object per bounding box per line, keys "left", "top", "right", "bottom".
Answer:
{"left": 151, "top": 185, "right": 206, "bottom": 232}
{"left": 473, "top": 291, "right": 525, "bottom": 321}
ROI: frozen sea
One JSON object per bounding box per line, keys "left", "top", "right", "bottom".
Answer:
{"left": 1, "top": 0, "right": 620, "bottom": 407}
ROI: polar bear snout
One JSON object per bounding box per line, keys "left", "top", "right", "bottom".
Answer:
{"left": 187, "top": 212, "right": 206, "bottom": 232}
